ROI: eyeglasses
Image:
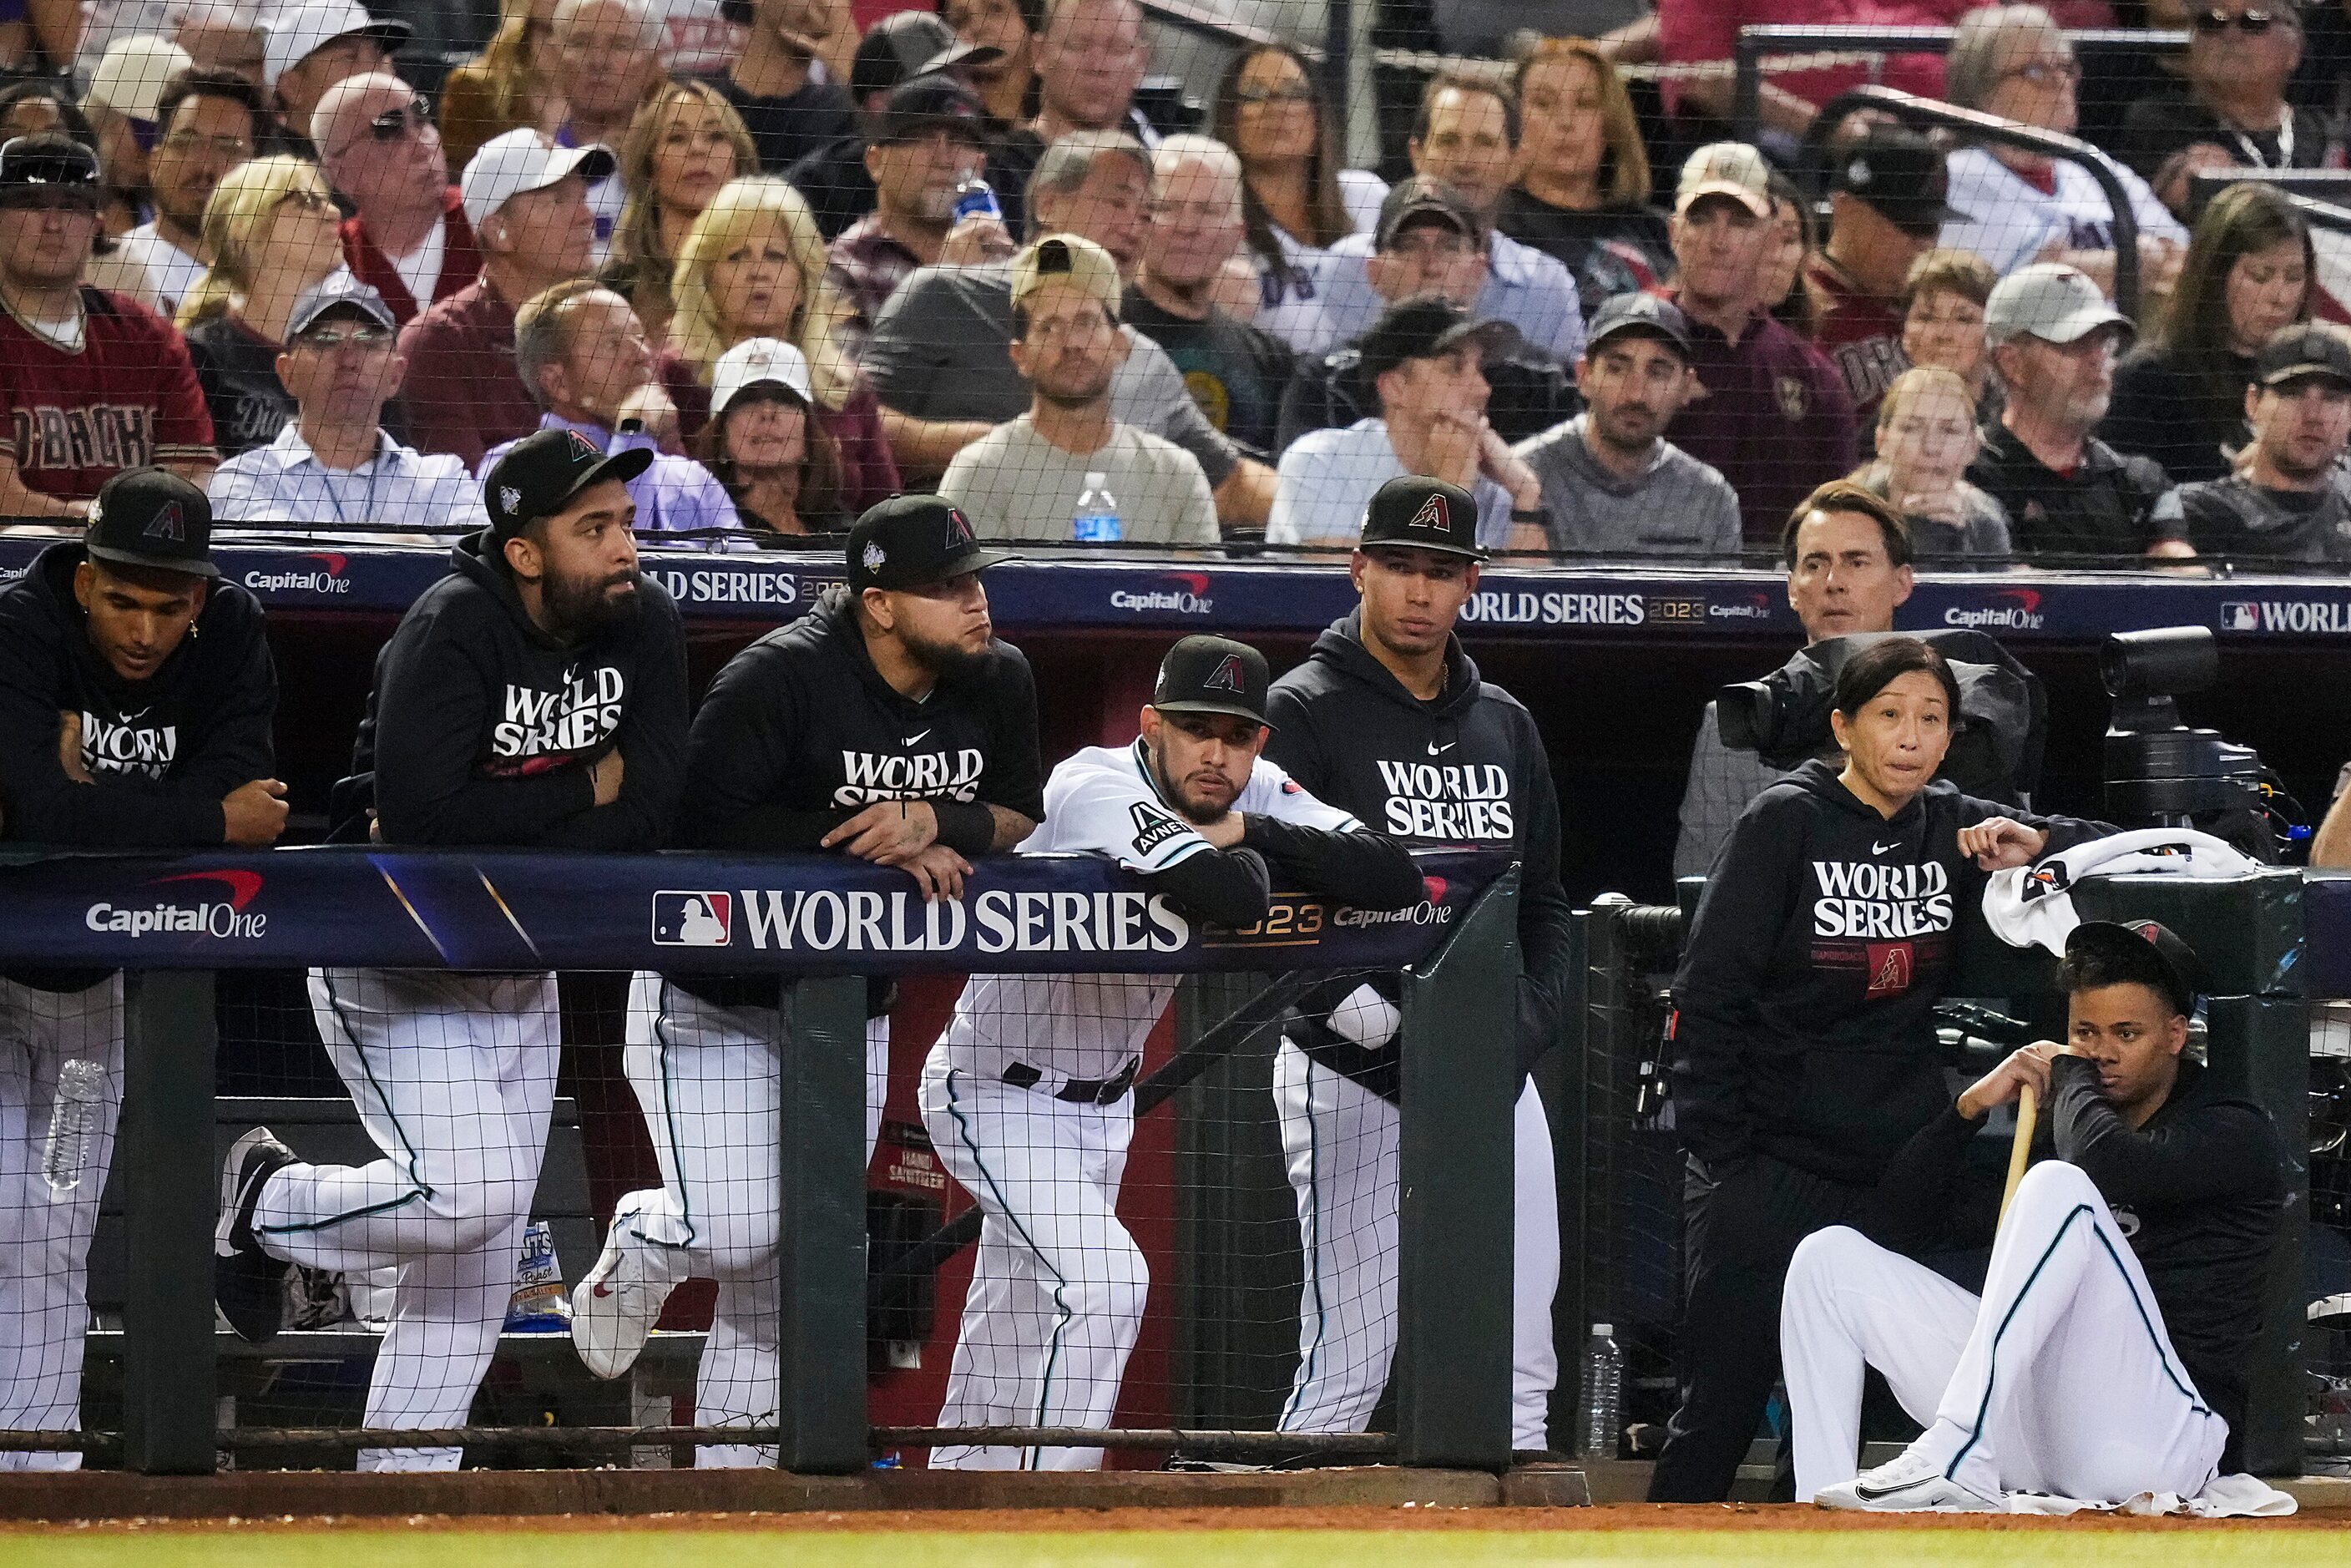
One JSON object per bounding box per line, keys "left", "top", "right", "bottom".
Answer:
{"left": 1385, "top": 233, "right": 1474, "bottom": 262}
{"left": 159, "top": 129, "right": 255, "bottom": 159}
{"left": 1998, "top": 57, "right": 2081, "bottom": 87}
{"left": 295, "top": 326, "right": 394, "bottom": 351}
{"left": 1236, "top": 82, "right": 1315, "bottom": 106}
{"left": 359, "top": 97, "right": 434, "bottom": 146}
{"left": 2194, "top": 8, "right": 2282, "bottom": 34}
{"left": 276, "top": 187, "right": 338, "bottom": 215}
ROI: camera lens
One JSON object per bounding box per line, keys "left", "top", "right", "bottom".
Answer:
{"left": 2101, "top": 626, "right": 2217, "bottom": 699}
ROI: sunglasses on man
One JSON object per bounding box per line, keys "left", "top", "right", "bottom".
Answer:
{"left": 2193, "top": 8, "right": 2287, "bottom": 34}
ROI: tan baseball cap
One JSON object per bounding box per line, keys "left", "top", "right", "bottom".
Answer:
{"left": 1010, "top": 233, "right": 1121, "bottom": 312}
{"left": 1675, "top": 139, "right": 1773, "bottom": 220}
{"left": 84, "top": 36, "right": 194, "bottom": 123}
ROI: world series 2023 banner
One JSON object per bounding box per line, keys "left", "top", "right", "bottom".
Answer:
{"left": 7, "top": 847, "right": 1508, "bottom": 975}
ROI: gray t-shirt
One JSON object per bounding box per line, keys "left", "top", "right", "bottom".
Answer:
{"left": 862, "top": 261, "right": 1241, "bottom": 488}
{"left": 938, "top": 415, "right": 1220, "bottom": 546}
{"left": 1514, "top": 417, "right": 1742, "bottom": 555}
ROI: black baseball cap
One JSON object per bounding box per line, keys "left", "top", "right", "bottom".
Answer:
{"left": 1151, "top": 635, "right": 1272, "bottom": 727}
{"left": 1830, "top": 127, "right": 1961, "bottom": 239}
{"left": 483, "top": 427, "right": 653, "bottom": 541}
{"left": 85, "top": 467, "right": 218, "bottom": 579}
{"left": 847, "top": 493, "right": 1008, "bottom": 592}
{"left": 832, "top": 10, "right": 1004, "bottom": 100}
{"left": 1358, "top": 292, "right": 1518, "bottom": 382}
{"left": 870, "top": 74, "right": 987, "bottom": 146}
{"left": 1360, "top": 474, "right": 1484, "bottom": 559}
{"left": 1374, "top": 175, "right": 1482, "bottom": 250}
{"left": 2064, "top": 919, "right": 2202, "bottom": 1018}
{"left": 1586, "top": 291, "right": 1693, "bottom": 361}
{"left": 2255, "top": 323, "right": 2351, "bottom": 391}
{"left": 0, "top": 133, "right": 101, "bottom": 208}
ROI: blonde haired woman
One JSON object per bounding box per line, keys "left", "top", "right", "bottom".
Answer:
{"left": 1851, "top": 367, "right": 2012, "bottom": 558}
{"left": 439, "top": 0, "right": 565, "bottom": 169}
{"left": 660, "top": 176, "right": 898, "bottom": 512}
{"left": 605, "top": 80, "right": 757, "bottom": 343}
{"left": 178, "top": 157, "right": 351, "bottom": 457}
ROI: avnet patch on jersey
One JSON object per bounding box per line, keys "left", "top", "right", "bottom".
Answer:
{"left": 1129, "top": 799, "right": 1190, "bottom": 856}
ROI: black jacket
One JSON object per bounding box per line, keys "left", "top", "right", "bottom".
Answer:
{"left": 1265, "top": 610, "right": 1575, "bottom": 1096}
{"left": 0, "top": 542, "right": 276, "bottom": 847}
{"left": 1276, "top": 330, "right": 1578, "bottom": 452}
{"left": 1669, "top": 758, "right": 2108, "bottom": 1185}
{"left": 335, "top": 533, "right": 687, "bottom": 849}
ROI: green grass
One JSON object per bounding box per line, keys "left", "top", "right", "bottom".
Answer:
{"left": 5, "top": 1527, "right": 2349, "bottom": 1568}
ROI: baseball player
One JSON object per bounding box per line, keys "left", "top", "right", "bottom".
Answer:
{"left": 1261, "top": 476, "right": 1578, "bottom": 1456}
{"left": 924, "top": 634, "right": 1424, "bottom": 1470}
{"left": 1790, "top": 920, "right": 2288, "bottom": 1509}
{"left": 570, "top": 495, "right": 1045, "bottom": 1468}
{"left": 0, "top": 469, "right": 282, "bottom": 1468}
{"left": 211, "top": 427, "right": 688, "bottom": 1471}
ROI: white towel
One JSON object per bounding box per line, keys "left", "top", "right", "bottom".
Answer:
{"left": 1981, "top": 828, "right": 2262, "bottom": 956}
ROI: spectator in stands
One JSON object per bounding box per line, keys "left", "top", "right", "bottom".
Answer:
{"left": 664, "top": 175, "right": 898, "bottom": 512}
{"left": 826, "top": 76, "right": 1000, "bottom": 363}
{"left": 1969, "top": 262, "right": 2193, "bottom": 557}
{"left": 86, "top": 69, "right": 262, "bottom": 316}
{"left": 1279, "top": 178, "right": 1576, "bottom": 452}
{"left": 2105, "top": 182, "right": 2314, "bottom": 483}
{"left": 1125, "top": 136, "right": 1293, "bottom": 459}
{"left": 941, "top": 232, "right": 1217, "bottom": 544}
{"left": 0, "top": 82, "right": 98, "bottom": 149}
{"left": 1760, "top": 172, "right": 1818, "bottom": 340}
{"left": 178, "top": 155, "right": 349, "bottom": 456}
{"left": 1268, "top": 292, "right": 1542, "bottom": 550}
{"left": 1898, "top": 249, "right": 2001, "bottom": 422}
{"left": 1939, "top": 5, "right": 2187, "bottom": 300}
{"left": 2156, "top": 322, "right": 2351, "bottom": 562}
{"left": 1661, "top": 149, "right": 1860, "bottom": 543}
{"left": 317, "top": 73, "right": 477, "bottom": 327}
{"left": 1027, "top": 0, "right": 1151, "bottom": 147}
{"left": 2121, "top": 0, "right": 2338, "bottom": 216}
{"left": 692, "top": 336, "right": 847, "bottom": 538}
{"left": 940, "top": 0, "right": 1039, "bottom": 133}
{"left": 1499, "top": 38, "right": 1672, "bottom": 322}
{"left": 0, "top": 134, "right": 216, "bottom": 519}
{"left": 1807, "top": 128, "right": 1960, "bottom": 429}
{"left": 488, "top": 276, "right": 741, "bottom": 535}
{"left": 437, "top": 0, "right": 562, "bottom": 169}
{"left": 399, "top": 129, "right": 612, "bottom": 469}
{"left": 83, "top": 34, "right": 191, "bottom": 236}
{"left": 703, "top": 0, "right": 859, "bottom": 178}
{"left": 1852, "top": 366, "right": 2013, "bottom": 555}
{"left": 1672, "top": 484, "right": 1917, "bottom": 882}
{"left": 209, "top": 274, "right": 484, "bottom": 539}
{"left": 862, "top": 133, "right": 1270, "bottom": 522}
{"left": 1317, "top": 74, "right": 1583, "bottom": 362}
{"left": 781, "top": 11, "right": 1003, "bottom": 240}
{"left": 1210, "top": 39, "right": 1386, "bottom": 352}
{"left": 262, "top": 2, "right": 408, "bottom": 159}
{"left": 1513, "top": 292, "right": 1741, "bottom": 557}
{"left": 1653, "top": 0, "right": 1964, "bottom": 140}
{"left": 604, "top": 79, "right": 756, "bottom": 342}
{"left": 552, "top": 0, "right": 667, "bottom": 266}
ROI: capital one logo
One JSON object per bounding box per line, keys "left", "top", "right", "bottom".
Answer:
{"left": 84, "top": 869, "right": 268, "bottom": 938}
{"left": 1109, "top": 569, "right": 1215, "bottom": 615}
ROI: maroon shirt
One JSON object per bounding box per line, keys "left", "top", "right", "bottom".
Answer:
{"left": 341, "top": 188, "right": 481, "bottom": 328}
{"left": 655, "top": 348, "right": 902, "bottom": 516}
{"left": 1661, "top": 288, "right": 1860, "bottom": 543}
{"left": 397, "top": 274, "right": 536, "bottom": 471}
{"left": 1804, "top": 254, "right": 1909, "bottom": 432}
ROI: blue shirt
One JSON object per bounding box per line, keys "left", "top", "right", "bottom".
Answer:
{"left": 210, "top": 425, "right": 488, "bottom": 541}
{"left": 478, "top": 414, "right": 744, "bottom": 546}
{"left": 1312, "top": 230, "right": 1586, "bottom": 362}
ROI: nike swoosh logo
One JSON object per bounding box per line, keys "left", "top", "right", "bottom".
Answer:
{"left": 1873, "top": 839, "right": 1899, "bottom": 854}
{"left": 904, "top": 731, "right": 931, "bottom": 746}
{"left": 1427, "top": 741, "right": 1456, "bottom": 756}
{"left": 592, "top": 1282, "right": 613, "bottom": 1298}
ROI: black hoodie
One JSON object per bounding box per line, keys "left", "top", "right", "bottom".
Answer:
{"left": 0, "top": 542, "right": 275, "bottom": 847}
{"left": 1265, "top": 610, "right": 1575, "bottom": 1096}
{"left": 1669, "top": 757, "right": 2108, "bottom": 1185}
{"left": 336, "top": 533, "right": 687, "bottom": 849}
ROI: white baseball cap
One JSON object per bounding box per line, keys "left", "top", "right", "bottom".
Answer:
{"left": 1984, "top": 262, "right": 2133, "bottom": 348}
{"left": 83, "top": 35, "right": 194, "bottom": 123}
{"left": 1674, "top": 139, "right": 1774, "bottom": 220}
{"left": 712, "top": 337, "right": 815, "bottom": 416}
{"left": 263, "top": 2, "right": 411, "bottom": 91}
{"left": 460, "top": 129, "right": 616, "bottom": 232}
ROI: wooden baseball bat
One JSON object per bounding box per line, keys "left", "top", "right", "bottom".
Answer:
{"left": 2000, "top": 1081, "right": 2039, "bottom": 1224}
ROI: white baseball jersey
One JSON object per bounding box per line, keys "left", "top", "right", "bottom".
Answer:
{"left": 937, "top": 739, "right": 1359, "bottom": 1082}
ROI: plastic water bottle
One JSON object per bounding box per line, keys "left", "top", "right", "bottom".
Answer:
{"left": 1578, "top": 1323, "right": 1625, "bottom": 1459}
{"left": 41, "top": 1058, "right": 107, "bottom": 1196}
{"left": 1072, "top": 473, "right": 1122, "bottom": 544}
{"left": 950, "top": 175, "right": 1002, "bottom": 225}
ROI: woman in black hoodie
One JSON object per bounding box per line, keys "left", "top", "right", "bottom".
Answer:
{"left": 1650, "top": 630, "right": 2111, "bottom": 1503}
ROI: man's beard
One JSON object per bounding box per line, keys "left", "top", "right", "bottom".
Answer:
{"left": 1149, "top": 743, "right": 1230, "bottom": 825}
{"left": 902, "top": 621, "right": 988, "bottom": 680}
{"left": 1034, "top": 367, "right": 1115, "bottom": 408}
{"left": 544, "top": 564, "right": 643, "bottom": 639}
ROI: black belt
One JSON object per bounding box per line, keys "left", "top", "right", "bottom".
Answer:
{"left": 1000, "top": 1057, "right": 1139, "bottom": 1105}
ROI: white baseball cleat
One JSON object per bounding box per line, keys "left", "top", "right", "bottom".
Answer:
{"left": 1814, "top": 1449, "right": 2004, "bottom": 1513}
{"left": 569, "top": 1216, "right": 676, "bottom": 1379}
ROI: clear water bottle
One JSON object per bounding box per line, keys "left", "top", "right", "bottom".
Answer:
{"left": 1072, "top": 472, "right": 1121, "bottom": 544}
{"left": 41, "top": 1058, "right": 107, "bottom": 1196}
{"left": 1578, "top": 1322, "right": 1625, "bottom": 1459}
{"left": 950, "top": 175, "right": 1002, "bottom": 225}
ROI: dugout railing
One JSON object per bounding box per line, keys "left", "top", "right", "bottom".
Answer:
{"left": 0, "top": 845, "right": 1519, "bottom": 1475}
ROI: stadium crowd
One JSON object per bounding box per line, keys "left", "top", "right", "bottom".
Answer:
{"left": 3, "top": 0, "right": 2351, "bottom": 563}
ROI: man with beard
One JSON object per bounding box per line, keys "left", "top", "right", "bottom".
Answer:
{"left": 1512, "top": 292, "right": 1740, "bottom": 555}
{"left": 212, "top": 427, "right": 688, "bottom": 1473}
{"left": 2157, "top": 323, "right": 2351, "bottom": 564}
{"left": 922, "top": 634, "right": 1423, "bottom": 1469}
{"left": 939, "top": 233, "right": 1218, "bottom": 544}
{"left": 86, "top": 69, "right": 263, "bottom": 315}
{"left": 568, "top": 494, "right": 1043, "bottom": 1467}
{"left": 827, "top": 74, "right": 1002, "bottom": 362}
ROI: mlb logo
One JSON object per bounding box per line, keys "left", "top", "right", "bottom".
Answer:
{"left": 651, "top": 891, "right": 731, "bottom": 947}
{"left": 2220, "top": 602, "right": 2259, "bottom": 632}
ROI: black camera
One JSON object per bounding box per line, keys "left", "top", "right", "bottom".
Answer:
{"left": 2101, "top": 626, "right": 2278, "bottom": 860}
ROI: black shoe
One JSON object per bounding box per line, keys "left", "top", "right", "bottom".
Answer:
{"left": 214, "top": 1127, "right": 295, "bottom": 1344}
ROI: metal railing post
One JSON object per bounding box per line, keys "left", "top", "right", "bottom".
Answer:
{"left": 120, "top": 969, "right": 218, "bottom": 1475}
{"left": 776, "top": 974, "right": 870, "bottom": 1473}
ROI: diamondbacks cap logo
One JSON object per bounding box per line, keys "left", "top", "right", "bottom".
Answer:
{"left": 1408, "top": 492, "right": 1449, "bottom": 533}
{"left": 945, "top": 507, "right": 975, "bottom": 549}
{"left": 565, "top": 431, "right": 600, "bottom": 461}
{"left": 144, "top": 501, "right": 185, "bottom": 541}
{"left": 1204, "top": 654, "right": 1246, "bottom": 693}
